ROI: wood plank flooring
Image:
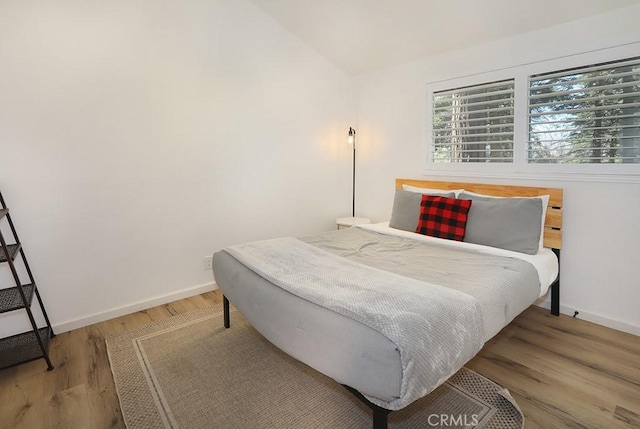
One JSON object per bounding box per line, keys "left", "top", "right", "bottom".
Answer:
{"left": 0, "top": 290, "right": 638, "bottom": 429}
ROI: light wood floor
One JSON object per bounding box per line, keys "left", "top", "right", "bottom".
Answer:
{"left": 1, "top": 290, "right": 638, "bottom": 429}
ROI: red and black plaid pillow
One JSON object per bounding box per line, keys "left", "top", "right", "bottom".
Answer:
{"left": 415, "top": 195, "right": 472, "bottom": 241}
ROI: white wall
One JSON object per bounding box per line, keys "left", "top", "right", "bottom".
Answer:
{"left": 355, "top": 5, "right": 640, "bottom": 335}
{"left": 2, "top": 1, "right": 637, "bottom": 338}
{"left": 0, "top": 0, "right": 354, "bottom": 334}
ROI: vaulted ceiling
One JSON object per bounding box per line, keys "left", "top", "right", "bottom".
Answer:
{"left": 249, "top": 0, "right": 640, "bottom": 75}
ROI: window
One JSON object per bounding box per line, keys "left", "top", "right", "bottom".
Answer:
{"left": 427, "top": 49, "right": 640, "bottom": 178}
{"left": 432, "top": 79, "right": 514, "bottom": 163}
{"left": 528, "top": 57, "right": 640, "bottom": 164}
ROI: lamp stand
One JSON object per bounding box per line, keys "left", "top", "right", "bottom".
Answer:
{"left": 348, "top": 127, "right": 356, "bottom": 217}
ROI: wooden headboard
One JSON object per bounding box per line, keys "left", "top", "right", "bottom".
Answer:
{"left": 396, "top": 178, "right": 563, "bottom": 249}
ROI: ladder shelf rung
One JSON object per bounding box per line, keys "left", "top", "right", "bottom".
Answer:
{"left": 0, "top": 284, "right": 36, "bottom": 314}
{"left": 0, "top": 243, "right": 21, "bottom": 263}
{"left": 0, "top": 327, "right": 52, "bottom": 370}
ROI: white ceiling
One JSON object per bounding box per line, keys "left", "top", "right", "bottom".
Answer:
{"left": 249, "top": 0, "right": 640, "bottom": 75}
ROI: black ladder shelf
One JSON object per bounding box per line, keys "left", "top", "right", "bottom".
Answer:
{"left": 0, "top": 191, "right": 54, "bottom": 371}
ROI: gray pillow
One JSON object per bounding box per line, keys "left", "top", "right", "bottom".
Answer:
{"left": 459, "top": 192, "right": 543, "bottom": 254}
{"left": 389, "top": 189, "right": 455, "bottom": 232}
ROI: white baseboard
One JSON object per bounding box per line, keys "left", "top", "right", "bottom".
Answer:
{"left": 53, "top": 282, "right": 640, "bottom": 338}
{"left": 53, "top": 282, "right": 218, "bottom": 334}
{"left": 535, "top": 298, "right": 640, "bottom": 337}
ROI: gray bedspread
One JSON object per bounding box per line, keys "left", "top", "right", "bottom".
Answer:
{"left": 222, "top": 227, "right": 540, "bottom": 410}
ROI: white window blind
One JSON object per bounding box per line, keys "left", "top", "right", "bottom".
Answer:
{"left": 528, "top": 56, "right": 640, "bottom": 164}
{"left": 432, "top": 79, "right": 514, "bottom": 163}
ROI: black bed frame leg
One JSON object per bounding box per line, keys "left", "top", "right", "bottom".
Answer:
{"left": 342, "top": 385, "right": 391, "bottom": 429}
{"left": 372, "top": 406, "right": 390, "bottom": 429}
{"left": 551, "top": 281, "right": 560, "bottom": 316}
{"left": 551, "top": 248, "right": 560, "bottom": 316}
{"left": 223, "top": 295, "right": 230, "bottom": 328}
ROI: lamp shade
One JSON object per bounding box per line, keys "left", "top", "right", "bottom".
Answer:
{"left": 348, "top": 127, "right": 356, "bottom": 146}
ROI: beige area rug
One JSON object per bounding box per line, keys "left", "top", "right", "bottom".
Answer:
{"left": 106, "top": 305, "right": 524, "bottom": 429}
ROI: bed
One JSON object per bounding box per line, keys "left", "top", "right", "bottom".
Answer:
{"left": 212, "top": 179, "right": 563, "bottom": 429}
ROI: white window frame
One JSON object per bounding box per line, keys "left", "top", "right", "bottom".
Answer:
{"left": 424, "top": 42, "right": 640, "bottom": 183}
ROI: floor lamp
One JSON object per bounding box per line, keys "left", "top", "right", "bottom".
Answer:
{"left": 348, "top": 127, "right": 356, "bottom": 217}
